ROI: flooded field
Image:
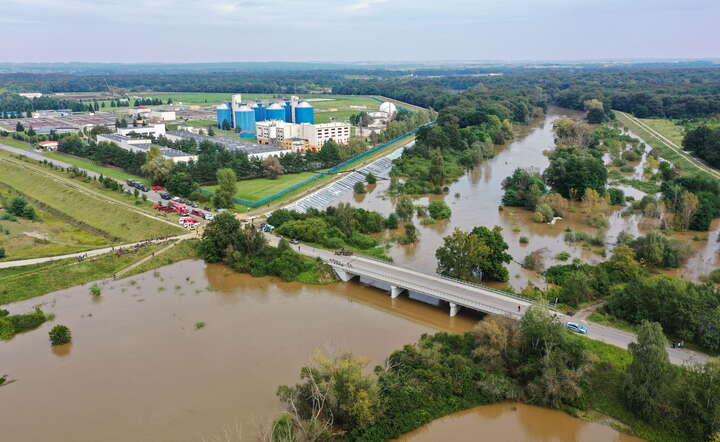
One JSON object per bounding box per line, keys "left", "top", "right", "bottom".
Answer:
{"left": 338, "top": 106, "right": 720, "bottom": 289}
{"left": 396, "top": 402, "right": 643, "bottom": 442}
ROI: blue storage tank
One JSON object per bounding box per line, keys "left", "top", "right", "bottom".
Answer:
{"left": 216, "top": 103, "right": 233, "bottom": 129}
{"left": 251, "top": 102, "right": 265, "bottom": 122}
{"left": 234, "top": 105, "right": 256, "bottom": 134}
{"left": 266, "top": 103, "right": 286, "bottom": 121}
{"left": 295, "top": 101, "right": 314, "bottom": 124}
{"left": 283, "top": 100, "right": 292, "bottom": 122}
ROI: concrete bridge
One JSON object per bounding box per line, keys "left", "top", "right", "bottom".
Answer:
{"left": 266, "top": 236, "right": 710, "bottom": 366}
{"left": 327, "top": 255, "right": 531, "bottom": 318}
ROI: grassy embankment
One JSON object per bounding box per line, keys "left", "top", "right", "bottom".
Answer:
{"left": 0, "top": 187, "right": 108, "bottom": 260}
{"left": 0, "top": 242, "right": 168, "bottom": 305}
{"left": 43, "top": 152, "right": 147, "bottom": 183}
{"left": 0, "top": 136, "right": 34, "bottom": 150}
{"left": 0, "top": 156, "right": 181, "bottom": 242}
{"left": 615, "top": 111, "right": 720, "bottom": 181}
{"left": 119, "top": 239, "right": 200, "bottom": 279}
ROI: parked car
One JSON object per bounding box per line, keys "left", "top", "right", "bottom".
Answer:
{"left": 152, "top": 186, "right": 164, "bottom": 191}
{"left": 137, "top": 184, "right": 149, "bottom": 192}
{"left": 160, "top": 192, "right": 171, "bottom": 200}
{"left": 203, "top": 213, "right": 215, "bottom": 221}
{"left": 290, "top": 239, "right": 299, "bottom": 245}
{"left": 334, "top": 249, "right": 353, "bottom": 256}
{"left": 126, "top": 179, "right": 138, "bottom": 188}
{"left": 565, "top": 322, "right": 588, "bottom": 335}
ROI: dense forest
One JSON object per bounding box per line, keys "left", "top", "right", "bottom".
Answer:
{"left": 2, "top": 65, "right": 720, "bottom": 118}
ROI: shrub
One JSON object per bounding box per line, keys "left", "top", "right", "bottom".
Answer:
{"left": 620, "top": 164, "right": 635, "bottom": 173}
{"left": 533, "top": 203, "right": 554, "bottom": 223}
{"left": 89, "top": 285, "right": 101, "bottom": 296}
{"left": 428, "top": 200, "right": 451, "bottom": 220}
{"left": 420, "top": 218, "right": 435, "bottom": 225}
{"left": 519, "top": 236, "right": 529, "bottom": 244}
{"left": 607, "top": 188, "right": 625, "bottom": 205}
{"left": 590, "top": 216, "right": 609, "bottom": 229}
{"left": 365, "top": 173, "right": 377, "bottom": 185}
{"left": 0, "top": 247, "right": 5, "bottom": 258}
{"left": 49, "top": 325, "right": 72, "bottom": 345}
{"left": 523, "top": 250, "right": 545, "bottom": 271}
{"left": 555, "top": 251, "right": 571, "bottom": 261}
{"left": 195, "top": 322, "right": 206, "bottom": 329}
{"left": 353, "top": 181, "right": 366, "bottom": 194}
{"left": 385, "top": 214, "right": 398, "bottom": 229}
{"left": 622, "top": 150, "right": 641, "bottom": 162}
{"left": 0, "top": 318, "right": 13, "bottom": 340}
{"left": 349, "top": 232, "right": 377, "bottom": 249}
{"left": 8, "top": 309, "right": 47, "bottom": 334}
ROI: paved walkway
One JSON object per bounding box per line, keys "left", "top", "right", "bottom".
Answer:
{"left": 0, "top": 234, "right": 194, "bottom": 269}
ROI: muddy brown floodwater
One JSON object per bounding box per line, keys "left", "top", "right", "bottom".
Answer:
{"left": 1, "top": 260, "right": 477, "bottom": 442}
{"left": 396, "top": 402, "right": 644, "bottom": 442}
{"left": 340, "top": 106, "right": 720, "bottom": 288}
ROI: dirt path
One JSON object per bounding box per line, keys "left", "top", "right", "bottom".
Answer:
{"left": 114, "top": 239, "right": 183, "bottom": 278}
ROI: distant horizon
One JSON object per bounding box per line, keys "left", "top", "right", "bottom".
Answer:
{"left": 5, "top": 0, "right": 719, "bottom": 64}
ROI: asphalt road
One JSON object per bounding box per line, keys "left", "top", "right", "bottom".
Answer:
{"left": 0, "top": 142, "right": 164, "bottom": 202}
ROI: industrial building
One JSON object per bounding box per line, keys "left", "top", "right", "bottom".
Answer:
{"left": 96, "top": 133, "right": 197, "bottom": 163}
{"left": 165, "top": 130, "right": 284, "bottom": 160}
{"left": 117, "top": 123, "right": 166, "bottom": 137}
{"left": 216, "top": 94, "right": 315, "bottom": 136}
{"left": 255, "top": 120, "right": 351, "bottom": 150}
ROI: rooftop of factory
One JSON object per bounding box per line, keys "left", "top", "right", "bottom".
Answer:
{"left": 167, "top": 130, "right": 284, "bottom": 155}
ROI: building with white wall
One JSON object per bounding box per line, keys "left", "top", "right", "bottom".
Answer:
{"left": 117, "top": 123, "right": 166, "bottom": 137}
{"left": 255, "top": 121, "right": 351, "bottom": 150}
{"left": 97, "top": 133, "right": 196, "bottom": 163}
{"left": 149, "top": 110, "right": 176, "bottom": 121}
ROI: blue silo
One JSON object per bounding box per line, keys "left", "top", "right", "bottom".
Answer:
{"left": 234, "top": 105, "right": 256, "bottom": 134}
{"left": 283, "top": 100, "right": 293, "bottom": 122}
{"left": 266, "top": 103, "right": 286, "bottom": 121}
{"left": 295, "top": 101, "right": 314, "bottom": 124}
{"left": 216, "top": 103, "right": 233, "bottom": 129}
{"left": 251, "top": 102, "right": 265, "bottom": 122}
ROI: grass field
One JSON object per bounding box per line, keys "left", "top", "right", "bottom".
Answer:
{"left": 120, "top": 239, "right": 200, "bottom": 279}
{"left": 638, "top": 118, "right": 685, "bottom": 145}
{"left": 0, "top": 153, "right": 182, "bottom": 241}
{"left": 0, "top": 242, "right": 166, "bottom": 305}
{"left": 0, "top": 136, "right": 34, "bottom": 150}
{"left": 204, "top": 171, "right": 319, "bottom": 202}
{"left": 615, "top": 111, "right": 719, "bottom": 181}
{"left": 44, "top": 152, "right": 147, "bottom": 183}
{"left": 0, "top": 192, "right": 109, "bottom": 261}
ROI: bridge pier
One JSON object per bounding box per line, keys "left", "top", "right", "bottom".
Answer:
{"left": 332, "top": 267, "right": 356, "bottom": 282}
{"left": 449, "top": 302, "right": 459, "bottom": 317}
{"left": 390, "top": 285, "right": 405, "bottom": 299}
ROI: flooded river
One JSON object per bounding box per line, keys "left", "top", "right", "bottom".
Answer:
{"left": 338, "top": 106, "right": 720, "bottom": 288}
{"left": 0, "top": 106, "right": 675, "bottom": 441}
{"left": 397, "top": 402, "right": 643, "bottom": 442}
{"left": 0, "top": 260, "right": 475, "bottom": 442}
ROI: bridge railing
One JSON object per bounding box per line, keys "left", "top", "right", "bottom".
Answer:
{"left": 352, "top": 253, "right": 555, "bottom": 310}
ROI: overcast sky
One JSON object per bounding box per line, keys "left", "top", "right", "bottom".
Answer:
{"left": 4, "top": 0, "right": 719, "bottom": 63}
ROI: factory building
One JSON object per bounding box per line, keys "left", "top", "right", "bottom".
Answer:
{"left": 255, "top": 121, "right": 351, "bottom": 150}
{"left": 96, "top": 133, "right": 197, "bottom": 163}
{"left": 117, "top": 123, "right": 166, "bottom": 138}
{"left": 216, "top": 94, "right": 315, "bottom": 135}
{"left": 165, "top": 130, "right": 285, "bottom": 160}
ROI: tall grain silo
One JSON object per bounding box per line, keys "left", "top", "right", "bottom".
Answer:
{"left": 266, "top": 103, "right": 286, "bottom": 121}
{"left": 295, "top": 101, "right": 314, "bottom": 124}
{"left": 251, "top": 102, "right": 265, "bottom": 122}
{"left": 234, "top": 105, "right": 256, "bottom": 135}
{"left": 283, "top": 100, "right": 293, "bottom": 122}
{"left": 216, "top": 103, "right": 233, "bottom": 129}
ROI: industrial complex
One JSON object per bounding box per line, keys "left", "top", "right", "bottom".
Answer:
{"left": 215, "top": 93, "right": 351, "bottom": 151}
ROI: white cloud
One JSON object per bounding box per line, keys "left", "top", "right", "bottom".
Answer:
{"left": 345, "top": 0, "right": 388, "bottom": 13}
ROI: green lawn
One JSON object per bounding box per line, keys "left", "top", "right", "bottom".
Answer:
{"left": 0, "top": 242, "right": 167, "bottom": 305}
{"left": 0, "top": 152, "right": 182, "bottom": 241}
{"left": 638, "top": 118, "right": 685, "bottom": 146}
{"left": 0, "top": 136, "right": 34, "bottom": 150}
{"left": 204, "top": 171, "right": 319, "bottom": 202}
{"left": 44, "top": 152, "right": 147, "bottom": 183}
